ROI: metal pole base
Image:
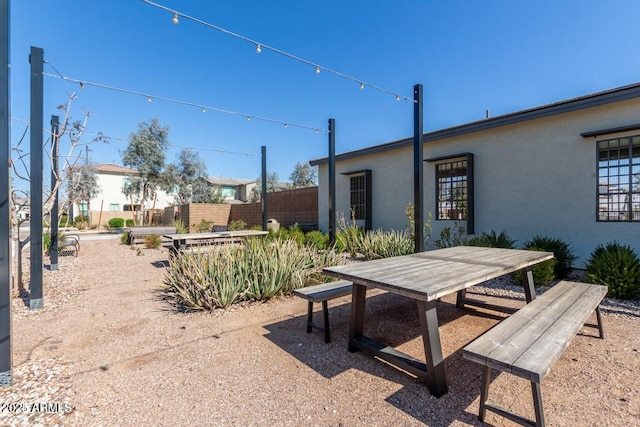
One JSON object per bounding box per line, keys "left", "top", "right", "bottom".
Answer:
{"left": 29, "top": 298, "right": 43, "bottom": 310}
{"left": 0, "top": 371, "right": 10, "bottom": 387}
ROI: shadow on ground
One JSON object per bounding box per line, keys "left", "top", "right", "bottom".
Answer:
{"left": 263, "top": 291, "right": 508, "bottom": 426}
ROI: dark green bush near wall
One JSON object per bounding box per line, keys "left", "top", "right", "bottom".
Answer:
{"left": 467, "top": 230, "right": 516, "bottom": 249}
{"left": 125, "top": 219, "right": 135, "bottom": 227}
{"left": 108, "top": 217, "right": 125, "bottom": 228}
{"left": 513, "top": 247, "right": 557, "bottom": 287}
{"left": 522, "top": 235, "right": 577, "bottom": 279}
{"left": 585, "top": 242, "right": 640, "bottom": 300}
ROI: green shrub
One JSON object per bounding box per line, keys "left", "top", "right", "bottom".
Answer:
{"left": 121, "top": 231, "right": 131, "bottom": 245}
{"left": 335, "top": 212, "right": 363, "bottom": 257}
{"left": 306, "top": 230, "right": 329, "bottom": 250}
{"left": 173, "top": 220, "right": 187, "bottom": 234}
{"left": 144, "top": 234, "right": 162, "bottom": 249}
{"left": 467, "top": 230, "right": 516, "bottom": 249}
{"left": 108, "top": 217, "right": 125, "bottom": 228}
{"left": 522, "top": 235, "right": 577, "bottom": 279}
{"left": 43, "top": 232, "right": 51, "bottom": 253}
{"left": 58, "top": 215, "right": 69, "bottom": 227}
{"left": 513, "top": 247, "right": 557, "bottom": 287}
{"left": 585, "top": 242, "right": 640, "bottom": 300}
{"left": 359, "top": 229, "right": 413, "bottom": 260}
{"left": 286, "top": 225, "right": 306, "bottom": 246}
{"left": 74, "top": 215, "right": 88, "bottom": 224}
{"left": 228, "top": 220, "right": 246, "bottom": 231}
{"left": 163, "top": 238, "right": 339, "bottom": 310}
{"left": 193, "top": 219, "right": 213, "bottom": 233}
{"left": 434, "top": 222, "right": 467, "bottom": 249}
{"left": 125, "top": 219, "right": 135, "bottom": 227}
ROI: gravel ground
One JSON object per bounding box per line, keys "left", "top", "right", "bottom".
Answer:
{"left": 2, "top": 238, "right": 639, "bottom": 426}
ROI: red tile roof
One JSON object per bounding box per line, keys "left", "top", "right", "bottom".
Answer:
{"left": 94, "top": 163, "right": 138, "bottom": 174}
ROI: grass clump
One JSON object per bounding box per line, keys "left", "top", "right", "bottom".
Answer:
{"left": 163, "top": 238, "right": 339, "bottom": 310}
{"left": 144, "top": 234, "right": 162, "bottom": 249}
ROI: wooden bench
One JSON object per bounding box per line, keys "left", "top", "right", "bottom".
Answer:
{"left": 293, "top": 280, "right": 352, "bottom": 343}
{"left": 128, "top": 226, "right": 177, "bottom": 245}
{"left": 463, "top": 280, "right": 607, "bottom": 427}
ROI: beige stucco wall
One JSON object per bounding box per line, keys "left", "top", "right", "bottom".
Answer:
{"left": 317, "top": 97, "right": 640, "bottom": 266}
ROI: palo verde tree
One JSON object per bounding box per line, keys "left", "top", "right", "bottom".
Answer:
{"left": 289, "top": 162, "right": 317, "bottom": 189}
{"left": 121, "top": 118, "right": 170, "bottom": 224}
{"left": 165, "top": 148, "right": 213, "bottom": 204}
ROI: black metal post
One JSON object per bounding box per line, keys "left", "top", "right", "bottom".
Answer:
{"left": 413, "top": 84, "right": 424, "bottom": 253}
{"left": 30, "top": 46, "right": 44, "bottom": 310}
{"left": 261, "top": 145, "right": 267, "bottom": 231}
{"left": 49, "top": 115, "right": 59, "bottom": 270}
{"left": 328, "top": 118, "right": 336, "bottom": 245}
{"left": 0, "top": 0, "right": 12, "bottom": 387}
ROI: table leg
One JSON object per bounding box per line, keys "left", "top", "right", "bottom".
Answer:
{"left": 521, "top": 267, "right": 536, "bottom": 303}
{"left": 416, "top": 299, "right": 448, "bottom": 397}
{"left": 348, "top": 283, "right": 367, "bottom": 353}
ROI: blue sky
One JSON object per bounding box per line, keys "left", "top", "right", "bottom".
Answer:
{"left": 10, "top": 1, "right": 640, "bottom": 188}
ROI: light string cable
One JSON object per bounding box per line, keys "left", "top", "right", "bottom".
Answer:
{"left": 139, "top": 0, "right": 415, "bottom": 103}
{"left": 43, "top": 63, "right": 327, "bottom": 134}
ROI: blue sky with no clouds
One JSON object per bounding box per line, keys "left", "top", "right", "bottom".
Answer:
{"left": 10, "top": 1, "right": 640, "bottom": 188}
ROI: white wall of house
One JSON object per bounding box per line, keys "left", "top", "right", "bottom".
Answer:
{"left": 316, "top": 96, "right": 640, "bottom": 267}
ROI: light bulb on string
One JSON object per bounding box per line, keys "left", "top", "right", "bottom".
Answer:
{"left": 147, "top": 96, "right": 152, "bottom": 103}
{"left": 172, "top": 13, "right": 179, "bottom": 24}
{"left": 315, "top": 66, "right": 320, "bottom": 74}
{"left": 360, "top": 82, "right": 364, "bottom": 90}
{"left": 256, "top": 44, "right": 261, "bottom": 54}
{"left": 247, "top": 116, "right": 251, "bottom": 121}
{"left": 396, "top": 95, "right": 400, "bottom": 101}
{"left": 79, "top": 82, "right": 85, "bottom": 89}
{"left": 202, "top": 107, "right": 206, "bottom": 113}
{"left": 284, "top": 123, "right": 288, "bottom": 128}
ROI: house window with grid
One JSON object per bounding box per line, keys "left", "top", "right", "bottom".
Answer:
{"left": 350, "top": 174, "right": 366, "bottom": 220}
{"left": 597, "top": 135, "right": 640, "bottom": 221}
{"left": 436, "top": 160, "right": 468, "bottom": 220}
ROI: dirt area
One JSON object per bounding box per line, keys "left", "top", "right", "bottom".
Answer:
{"left": 2, "top": 237, "right": 639, "bottom": 426}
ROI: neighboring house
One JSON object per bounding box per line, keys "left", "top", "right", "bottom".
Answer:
{"left": 208, "top": 177, "right": 256, "bottom": 203}
{"left": 310, "top": 82, "right": 640, "bottom": 266}
{"left": 70, "top": 163, "right": 177, "bottom": 224}
{"left": 13, "top": 197, "right": 29, "bottom": 221}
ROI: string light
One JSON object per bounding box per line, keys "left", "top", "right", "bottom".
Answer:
{"left": 42, "top": 69, "right": 328, "bottom": 134}
{"left": 140, "top": 0, "right": 415, "bottom": 103}
{"left": 80, "top": 82, "right": 85, "bottom": 89}
{"left": 315, "top": 66, "right": 320, "bottom": 74}
{"left": 202, "top": 107, "right": 206, "bottom": 113}
{"left": 172, "top": 12, "right": 178, "bottom": 25}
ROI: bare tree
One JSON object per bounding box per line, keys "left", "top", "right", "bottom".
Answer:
{"left": 9, "top": 93, "right": 108, "bottom": 294}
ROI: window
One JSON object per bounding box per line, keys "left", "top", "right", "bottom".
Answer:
{"left": 597, "top": 135, "right": 640, "bottom": 221}
{"left": 437, "top": 160, "right": 468, "bottom": 220}
{"left": 343, "top": 169, "right": 372, "bottom": 230}
{"left": 78, "top": 202, "right": 88, "bottom": 217}
{"left": 109, "top": 203, "right": 120, "bottom": 211}
{"left": 350, "top": 175, "right": 366, "bottom": 220}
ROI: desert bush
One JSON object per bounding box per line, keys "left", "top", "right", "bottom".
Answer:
{"left": 108, "top": 217, "right": 125, "bottom": 228}
{"left": 125, "top": 219, "right": 135, "bottom": 227}
{"left": 43, "top": 233, "right": 51, "bottom": 253}
{"left": 359, "top": 229, "right": 413, "bottom": 260}
{"left": 286, "top": 225, "right": 306, "bottom": 246}
{"left": 74, "top": 220, "right": 87, "bottom": 230}
{"left": 193, "top": 219, "right": 213, "bottom": 233}
{"left": 467, "top": 230, "right": 516, "bottom": 249}
{"left": 434, "top": 222, "right": 467, "bottom": 249}
{"left": 306, "top": 230, "right": 329, "bottom": 250}
{"left": 120, "top": 231, "right": 131, "bottom": 245}
{"left": 144, "top": 234, "right": 162, "bottom": 249}
{"left": 513, "top": 247, "right": 557, "bottom": 287}
{"left": 522, "top": 235, "right": 577, "bottom": 279}
{"left": 173, "top": 220, "right": 187, "bottom": 234}
{"left": 585, "top": 242, "right": 640, "bottom": 300}
{"left": 335, "top": 211, "right": 363, "bottom": 257}
{"left": 228, "top": 220, "right": 247, "bottom": 231}
{"left": 163, "top": 238, "right": 339, "bottom": 310}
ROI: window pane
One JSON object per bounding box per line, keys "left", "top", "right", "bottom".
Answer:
{"left": 436, "top": 160, "right": 467, "bottom": 220}
{"left": 597, "top": 134, "right": 640, "bottom": 221}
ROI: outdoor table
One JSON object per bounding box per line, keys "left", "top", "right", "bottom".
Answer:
{"left": 164, "top": 230, "right": 268, "bottom": 253}
{"left": 322, "top": 245, "right": 554, "bottom": 398}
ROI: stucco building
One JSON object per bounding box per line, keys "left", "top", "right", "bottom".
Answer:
{"left": 310, "top": 82, "right": 640, "bottom": 266}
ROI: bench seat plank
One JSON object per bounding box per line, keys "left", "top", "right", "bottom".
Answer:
{"left": 464, "top": 281, "right": 607, "bottom": 382}
{"left": 293, "top": 281, "right": 353, "bottom": 303}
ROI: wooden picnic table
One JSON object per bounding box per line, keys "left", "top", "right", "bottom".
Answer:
{"left": 163, "top": 230, "right": 268, "bottom": 253}
{"left": 322, "top": 245, "right": 553, "bottom": 398}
